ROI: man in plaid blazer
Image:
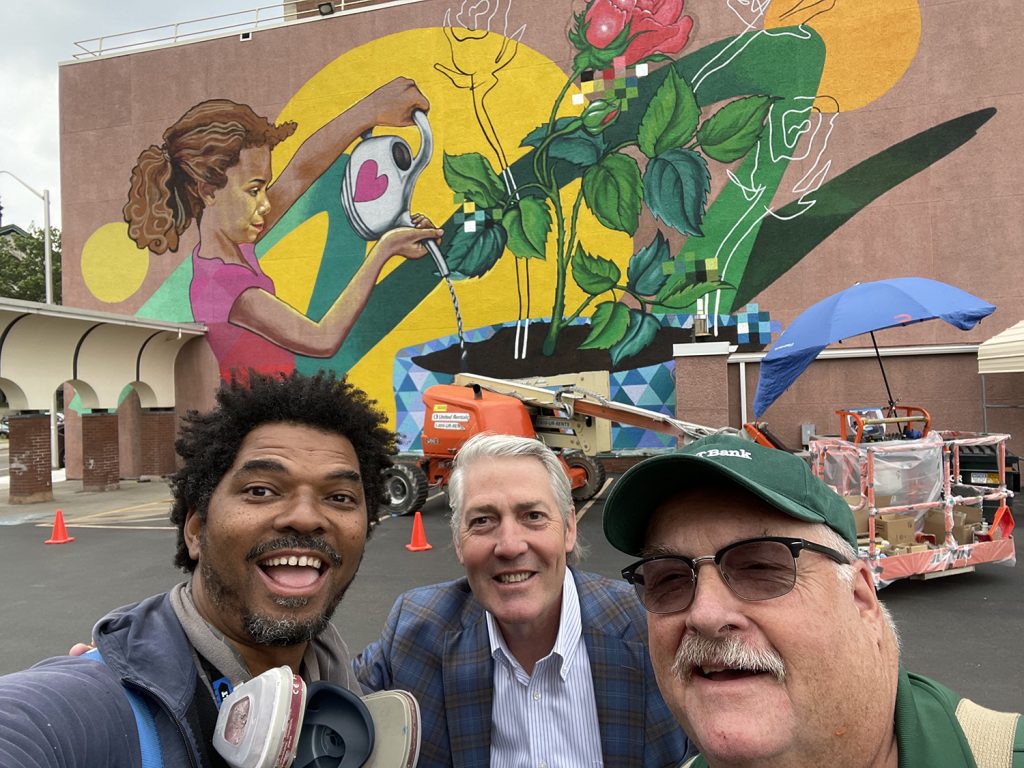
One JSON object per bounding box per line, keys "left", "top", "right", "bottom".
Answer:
{"left": 355, "top": 568, "right": 687, "bottom": 767}
{"left": 354, "top": 434, "right": 688, "bottom": 767}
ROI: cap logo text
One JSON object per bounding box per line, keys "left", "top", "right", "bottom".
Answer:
{"left": 695, "top": 448, "right": 752, "bottom": 460}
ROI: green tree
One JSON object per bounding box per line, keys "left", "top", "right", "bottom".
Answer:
{"left": 0, "top": 224, "right": 61, "bottom": 303}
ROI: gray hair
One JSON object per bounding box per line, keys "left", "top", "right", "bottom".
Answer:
{"left": 813, "top": 523, "right": 902, "bottom": 653}
{"left": 448, "top": 432, "right": 583, "bottom": 564}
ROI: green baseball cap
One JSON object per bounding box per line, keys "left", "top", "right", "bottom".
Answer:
{"left": 603, "top": 433, "right": 857, "bottom": 555}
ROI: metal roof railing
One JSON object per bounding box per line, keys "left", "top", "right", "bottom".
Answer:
{"left": 71, "top": 0, "right": 414, "bottom": 59}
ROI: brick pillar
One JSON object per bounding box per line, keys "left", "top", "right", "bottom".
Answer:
{"left": 118, "top": 389, "right": 143, "bottom": 480}
{"left": 64, "top": 405, "right": 82, "bottom": 480}
{"left": 674, "top": 342, "right": 733, "bottom": 445}
{"left": 7, "top": 413, "right": 53, "bottom": 504}
{"left": 141, "top": 409, "right": 178, "bottom": 477}
{"left": 81, "top": 412, "right": 120, "bottom": 492}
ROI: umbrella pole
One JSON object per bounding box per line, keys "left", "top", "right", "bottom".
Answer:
{"left": 870, "top": 332, "right": 898, "bottom": 415}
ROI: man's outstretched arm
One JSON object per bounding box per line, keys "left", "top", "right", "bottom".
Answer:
{"left": 0, "top": 657, "right": 140, "bottom": 768}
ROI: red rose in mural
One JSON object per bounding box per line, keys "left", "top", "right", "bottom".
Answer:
{"left": 584, "top": 0, "right": 694, "bottom": 65}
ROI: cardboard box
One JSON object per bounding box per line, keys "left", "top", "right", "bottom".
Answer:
{"left": 844, "top": 495, "right": 870, "bottom": 535}
{"left": 923, "top": 508, "right": 957, "bottom": 542}
{"left": 954, "top": 504, "right": 983, "bottom": 525}
{"left": 876, "top": 514, "right": 917, "bottom": 547}
{"left": 923, "top": 507, "right": 978, "bottom": 544}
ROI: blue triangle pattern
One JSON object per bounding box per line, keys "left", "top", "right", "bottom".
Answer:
{"left": 619, "top": 368, "right": 646, "bottom": 387}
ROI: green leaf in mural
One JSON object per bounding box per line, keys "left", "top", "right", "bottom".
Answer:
{"left": 638, "top": 67, "right": 700, "bottom": 159}
{"left": 571, "top": 242, "right": 621, "bottom": 296}
{"left": 442, "top": 152, "right": 506, "bottom": 209}
{"left": 522, "top": 118, "right": 605, "bottom": 166}
{"left": 731, "top": 108, "right": 998, "bottom": 310}
{"left": 504, "top": 196, "right": 551, "bottom": 260}
{"left": 610, "top": 309, "right": 661, "bottom": 365}
{"left": 582, "top": 152, "right": 642, "bottom": 235}
{"left": 697, "top": 95, "right": 775, "bottom": 164}
{"left": 643, "top": 148, "right": 710, "bottom": 236}
{"left": 627, "top": 232, "right": 671, "bottom": 296}
{"left": 445, "top": 222, "right": 509, "bottom": 279}
{"left": 579, "top": 300, "right": 631, "bottom": 350}
{"left": 655, "top": 278, "right": 731, "bottom": 311}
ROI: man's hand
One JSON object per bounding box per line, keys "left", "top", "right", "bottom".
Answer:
{"left": 68, "top": 643, "right": 94, "bottom": 657}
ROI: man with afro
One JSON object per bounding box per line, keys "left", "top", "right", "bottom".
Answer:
{"left": 0, "top": 370, "right": 395, "bottom": 767}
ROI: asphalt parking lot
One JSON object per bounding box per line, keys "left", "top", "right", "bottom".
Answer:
{"left": 0, "top": 472, "right": 1020, "bottom": 713}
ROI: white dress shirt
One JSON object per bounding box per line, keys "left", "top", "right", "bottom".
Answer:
{"left": 486, "top": 569, "right": 603, "bottom": 768}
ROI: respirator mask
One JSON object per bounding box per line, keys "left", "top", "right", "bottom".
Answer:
{"left": 212, "top": 666, "right": 419, "bottom": 768}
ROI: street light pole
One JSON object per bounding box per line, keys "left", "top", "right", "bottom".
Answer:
{"left": 0, "top": 170, "right": 54, "bottom": 304}
{"left": 42, "top": 189, "right": 53, "bottom": 305}
{"left": 0, "top": 169, "right": 59, "bottom": 468}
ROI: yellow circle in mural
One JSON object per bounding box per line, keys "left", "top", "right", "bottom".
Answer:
{"left": 272, "top": 28, "right": 626, "bottom": 418}
{"left": 765, "top": 0, "right": 921, "bottom": 112}
{"left": 81, "top": 222, "right": 149, "bottom": 303}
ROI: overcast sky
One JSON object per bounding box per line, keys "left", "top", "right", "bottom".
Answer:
{"left": 0, "top": 1, "right": 283, "bottom": 231}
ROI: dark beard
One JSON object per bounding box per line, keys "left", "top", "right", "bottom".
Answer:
{"left": 198, "top": 532, "right": 358, "bottom": 647}
{"left": 240, "top": 582, "right": 351, "bottom": 646}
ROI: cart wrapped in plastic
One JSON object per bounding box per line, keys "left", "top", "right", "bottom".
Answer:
{"left": 810, "top": 431, "right": 1015, "bottom": 587}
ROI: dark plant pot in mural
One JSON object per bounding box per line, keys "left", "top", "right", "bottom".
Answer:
{"left": 413, "top": 321, "right": 750, "bottom": 378}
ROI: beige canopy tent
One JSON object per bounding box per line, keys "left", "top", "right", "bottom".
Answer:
{"left": 978, "top": 319, "right": 1024, "bottom": 374}
{"left": 977, "top": 319, "right": 1024, "bottom": 432}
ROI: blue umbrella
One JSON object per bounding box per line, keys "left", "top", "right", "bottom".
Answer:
{"left": 753, "top": 277, "right": 995, "bottom": 417}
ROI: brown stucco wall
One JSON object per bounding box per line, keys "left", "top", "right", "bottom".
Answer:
{"left": 735, "top": 352, "right": 986, "bottom": 440}
{"left": 56, "top": 1, "right": 1024, "bottom": 445}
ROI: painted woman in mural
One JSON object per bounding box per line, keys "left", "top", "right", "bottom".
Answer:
{"left": 123, "top": 78, "right": 442, "bottom": 380}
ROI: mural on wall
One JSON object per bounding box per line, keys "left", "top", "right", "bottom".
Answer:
{"left": 76, "top": 0, "right": 991, "bottom": 450}
{"left": 121, "top": 81, "right": 443, "bottom": 382}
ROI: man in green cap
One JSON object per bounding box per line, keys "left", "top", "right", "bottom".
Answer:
{"left": 603, "top": 433, "right": 1023, "bottom": 768}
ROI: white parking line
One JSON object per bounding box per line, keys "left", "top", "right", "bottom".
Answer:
{"left": 575, "top": 477, "right": 615, "bottom": 522}
{"left": 68, "top": 502, "right": 171, "bottom": 524}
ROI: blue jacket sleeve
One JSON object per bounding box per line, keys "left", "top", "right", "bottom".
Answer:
{"left": 352, "top": 592, "right": 404, "bottom": 693}
{"left": 0, "top": 657, "right": 141, "bottom": 768}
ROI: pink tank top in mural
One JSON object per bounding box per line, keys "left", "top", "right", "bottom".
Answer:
{"left": 189, "top": 242, "right": 295, "bottom": 380}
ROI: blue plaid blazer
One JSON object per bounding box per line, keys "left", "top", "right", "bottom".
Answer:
{"left": 353, "top": 568, "right": 689, "bottom": 768}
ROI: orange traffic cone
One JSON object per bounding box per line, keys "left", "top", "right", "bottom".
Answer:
{"left": 45, "top": 509, "right": 75, "bottom": 545}
{"left": 405, "top": 511, "right": 432, "bottom": 552}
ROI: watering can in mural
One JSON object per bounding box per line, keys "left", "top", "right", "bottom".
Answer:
{"left": 341, "top": 109, "right": 450, "bottom": 277}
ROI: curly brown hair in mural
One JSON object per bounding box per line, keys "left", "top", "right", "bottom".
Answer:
{"left": 124, "top": 100, "right": 296, "bottom": 256}
{"left": 123, "top": 79, "right": 443, "bottom": 380}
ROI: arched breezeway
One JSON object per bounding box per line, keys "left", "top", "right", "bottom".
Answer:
{"left": 0, "top": 298, "right": 203, "bottom": 409}
{"left": 0, "top": 298, "right": 205, "bottom": 502}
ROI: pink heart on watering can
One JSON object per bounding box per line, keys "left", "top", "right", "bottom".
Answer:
{"left": 353, "top": 160, "right": 389, "bottom": 202}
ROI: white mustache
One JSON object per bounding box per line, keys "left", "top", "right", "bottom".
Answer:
{"left": 672, "top": 633, "right": 786, "bottom": 683}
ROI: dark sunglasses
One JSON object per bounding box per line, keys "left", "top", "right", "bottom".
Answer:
{"left": 621, "top": 536, "right": 850, "bottom": 614}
